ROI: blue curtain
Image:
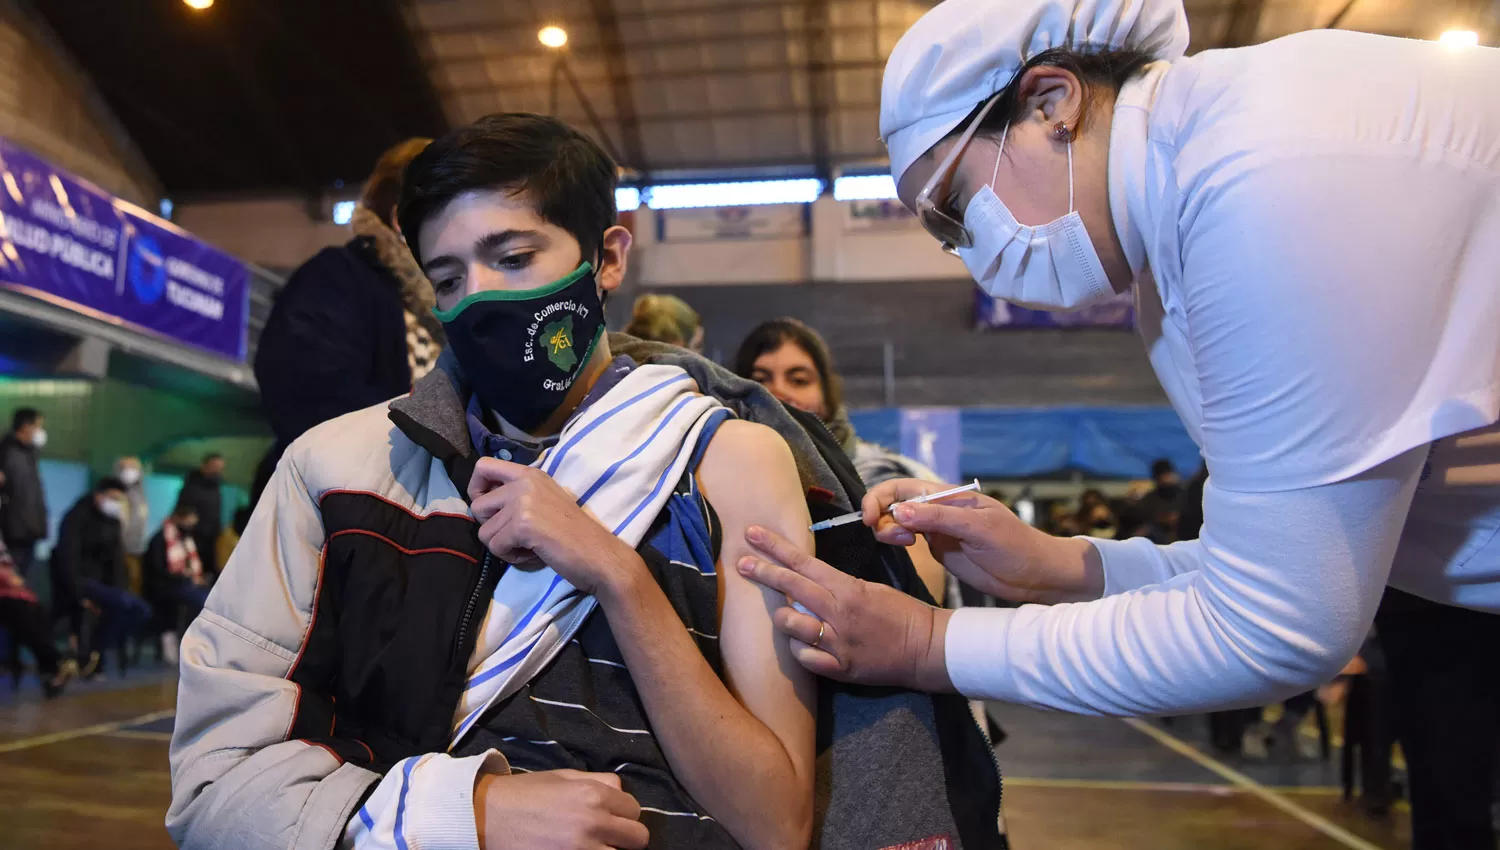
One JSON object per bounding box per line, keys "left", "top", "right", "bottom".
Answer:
{"left": 850, "top": 406, "right": 1201, "bottom": 480}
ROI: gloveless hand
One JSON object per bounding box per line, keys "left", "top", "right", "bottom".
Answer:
{"left": 475, "top": 769, "right": 648, "bottom": 850}
{"left": 862, "top": 478, "right": 1105, "bottom": 605}
{"left": 736, "top": 525, "right": 954, "bottom": 691}
{"left": 468, "top": 458, "right": 643, "bottom": 597}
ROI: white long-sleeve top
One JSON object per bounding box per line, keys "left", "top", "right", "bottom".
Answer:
{"left": 946, "top": 30, "right": 1500, "bottom": 714}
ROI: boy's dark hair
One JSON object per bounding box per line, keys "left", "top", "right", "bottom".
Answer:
{"left": 732, "top": 318, "right": 844, "bottom": 417}
{"left": 203, "top": 452, "right": 224, "bottom": 464}
{"left": 398, "top": 113, "right": 618, "bottom": 268}
{"left": 95, "top": 476, "right": 127, "bottom": 494}
{"left": 1150, "top": 458, "right": 1176, "bottom": 480}
{"left": 11, "top": 408, "right": 40, "bottom": 431}
{"left": 172, "top": 501, "right": 200, "bottom": 520}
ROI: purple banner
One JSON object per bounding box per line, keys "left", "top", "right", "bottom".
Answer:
{"left": 0, "top": 138, "right": 248, "bottom": 361}
{"left": 974, "top": 288, "right": 1134, "bottom": 330}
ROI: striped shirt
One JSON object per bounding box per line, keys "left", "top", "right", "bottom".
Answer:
{"left": 455, "top": 358, "right": 738, "bottom": 847}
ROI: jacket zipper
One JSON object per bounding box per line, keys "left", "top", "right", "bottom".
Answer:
{"left": 980, "top": 701, "right": 1004, "bottom": 818}
{"left": 453, "top": 552, "right": 492, "bottom": 668}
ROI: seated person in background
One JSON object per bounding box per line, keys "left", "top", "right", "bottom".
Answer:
{"left": 143, "top": 501, "right": 211, "bottom": 625}
{"left": 0, "top": 540, "right": 75, "bottom": 697}
{"left": 168, "top": 113, "right": 815, "bottom": 850}
{"left": 51, "top": 477, "right": 152, "bottom": 674}
{"left": 624, "top": 293, "right": 704, "bottom": 352}
{"left": 734, "top": 317, "right": 948, "bottom": 601}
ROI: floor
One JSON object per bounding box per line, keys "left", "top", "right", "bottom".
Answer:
{"left": 0, "top": 670, "right": 1412, "bottom": 849}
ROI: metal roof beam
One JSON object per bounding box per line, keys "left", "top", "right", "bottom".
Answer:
{"left": 425, "top": 20, "right": 909, "bottom": 62}
{"left": 439, "top": 59, "right": 884, "bottom": 96}
{"left": 586, "top": 0, "right": 648, "bottom": 174}
{"left": 803, "top": 0, "right": 834, "bottom": 183}
{"left": 538, "top": 102, "right": 878, "bottom": 126}
{"left": 420, "top": 0, "right": 824, "bottom": 34}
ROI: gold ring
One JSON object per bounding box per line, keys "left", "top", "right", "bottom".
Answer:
{"left": 810, "top": 621, "right": 826, "bottom": 649}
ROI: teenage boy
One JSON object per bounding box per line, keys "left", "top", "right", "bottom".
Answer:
{"left": 168, "top": 114, "right": 816, "bottom": 850}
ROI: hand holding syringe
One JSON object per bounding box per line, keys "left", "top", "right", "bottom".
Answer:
{"left": 809, "top": 480, "right": 982, "bottom": 532}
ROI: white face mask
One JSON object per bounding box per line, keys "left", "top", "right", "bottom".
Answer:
{"left": 118, "top": 467, "right": 142, "bottom": 486}
{"left": 98, "top": 497, "right": 123, "bottom": 520}
{"left": 30, "top": 428, "right": 47, "bottom": 450}
{"left": 957, "top": 123, "right": 1114, "bottom": 311}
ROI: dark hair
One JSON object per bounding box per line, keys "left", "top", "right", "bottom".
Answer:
{"left": 953, "top": 47, "right": 1156, "bottom": 142}
{"left": 625, "top": 294, "right": 701, "bottom": 347}
{"left": 360, "top": 138, "right": 432, "bottom": 228}
{"left": 95, "top": 476, "right": 127, "bottom": 494}
{"left": 398, "top": 113, "right": 618, "bottom": 268}
{"left": 11, "top": 408, "right": 39, "bottom": 431}
{"left": 172, "top": 501, "right": 200, "bottom": 520}
{"left": 1151, "top": 458, "right": 1176, "bottom": 479}
{"left": 203, "top": 452, "right": 224, "bottom": 464}
{"left": 732, "top": 318, "right": 843, "bottom": 417}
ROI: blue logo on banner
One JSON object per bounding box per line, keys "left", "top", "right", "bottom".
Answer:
{"left": 128, "top": 235, "right": 167, "bottom": 304}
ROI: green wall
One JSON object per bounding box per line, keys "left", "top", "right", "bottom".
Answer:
{"left": 0, "top": 375, "right": 269, "bottom": 488}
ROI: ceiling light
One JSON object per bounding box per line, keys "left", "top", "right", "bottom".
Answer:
{"left": 538, "top": 26, "right": 568, "bottom": 49}
{"left": 615, "top": 187, "right": 641, "bottom": 212}
{"left": 833, "top": 174, "right": 899, "bottom": 201}
{"left": 184, "top": 0, "right": 214, "bottom": 10}
{"left": 645, "top": 179, "right": 824, "bottom": 210}
{"left": 1439, "top": 29, "right": 1479, "bottom": 48}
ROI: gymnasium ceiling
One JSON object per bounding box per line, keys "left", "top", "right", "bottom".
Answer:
{"left": 33, "top": 0, "right": 1500, "bottom": 195}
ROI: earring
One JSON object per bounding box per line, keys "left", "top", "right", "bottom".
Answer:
{"left": 1053, "top": 122, "right": 1071, "bottom": 142}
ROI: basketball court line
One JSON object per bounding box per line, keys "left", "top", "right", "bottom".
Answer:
{"left": 1123, "top": 717, "right": 1384, "bottom": 850}
{"left": 0, "top": 709, "right": 176, "bottom": 755}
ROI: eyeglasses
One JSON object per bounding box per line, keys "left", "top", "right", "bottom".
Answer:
{"left": 913, "top": 92, "right": 1004, "bottom": 255}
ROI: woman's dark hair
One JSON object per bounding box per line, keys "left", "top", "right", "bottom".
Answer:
{"left": 732, "top": 318, "right": 843, "bottom": 416}
{"left": 398, "top": 113, "right": 618, "bottom": 268}
{"left": 95, "top": 476, "right": 127, "bottom": 495}
{"left": 172, "top": 501, "right": 200, "bottom": 521}
{"left": 954, "top": 47, "right": 1156, "bottom": 140}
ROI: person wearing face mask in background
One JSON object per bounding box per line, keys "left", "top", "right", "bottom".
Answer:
{"left": 143, "top": 501, "right": 209, "bottom": 662}
{"left": 0, "top": 408, "right": 48, "bottom": 584}
{"left": 732, "top": 3, "right": 1500, "bottom": 847}
{"left": 176, "top": 453, "right": 225, "bottom": 575}
{"left": 114, "top": 456, "right": 150, "bottom": 596}
{"left": 52, "top": 477, "right": 152, "bottom": 676}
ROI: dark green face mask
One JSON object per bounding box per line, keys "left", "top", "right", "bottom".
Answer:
{"left": 433, "top": 262, "right": 605, "bottom": 433}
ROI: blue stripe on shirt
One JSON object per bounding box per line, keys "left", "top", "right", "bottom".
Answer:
{"left": 574, "top": 395, "right": 697, "bottom": 507}
{"left": 392, "top": 756, "right": 420, "bottom": 850}
{"left": 545, "top": 373, "right": 690, "bottom": 476}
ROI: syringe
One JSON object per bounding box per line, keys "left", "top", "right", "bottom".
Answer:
{"left": 808, "top": 480, "right": 982, "bottom": 532}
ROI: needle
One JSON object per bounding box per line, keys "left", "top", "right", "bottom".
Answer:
{"left": 808, "top": 480, "right": 982, "bottom": 532}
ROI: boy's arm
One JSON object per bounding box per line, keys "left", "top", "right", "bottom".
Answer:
{"left": 695, "top": 420, "right": 819, "bottom": 846}
{"left": 595, "top": 421, "right": 816, "bottom": 849}
{"left": 466, "top": 420, "right": 817, "bottom": 849}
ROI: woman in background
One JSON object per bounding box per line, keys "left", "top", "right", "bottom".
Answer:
{"left": 625, "top": 293, "right": 704, "bottom": 351}
{"left": 733, "top": 318, "right": 946, "bottom": 600}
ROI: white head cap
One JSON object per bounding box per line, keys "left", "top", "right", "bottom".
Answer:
{"left": 880, "top": 0, "right": 1190, "bottom": 190}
